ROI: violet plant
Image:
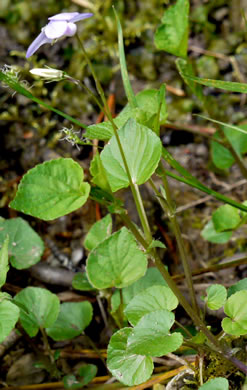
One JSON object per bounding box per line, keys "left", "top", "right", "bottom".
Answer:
{"left": 2, "top": 1, "right": 247, "bottom": 388}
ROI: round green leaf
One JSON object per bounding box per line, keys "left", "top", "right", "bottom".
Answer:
{"left": 205, "top": 284, "right": 227, "bottom": 310}
{"left": 101, "top": 118, "right": 162, "bottom": 192}
{"left": 10, "top": 158, "right": 90, "bottom": 220}
{"left": 0, "top": 300, "right": 20, "bottom": 342}
{"left": 111, "top": 267, "right": 168, "bottom": 314}
{"left": 0, "top": 218, "right": 44, "bottom": 269}
{"left": 124, "top": 285, "right": 178, "bottom": 326}
{"left": 14, "top": 287, "right": 60, "bottom": 337}
{"left": 201, "top": 220, "right": 232, "bottom": 244}
{"left": 84, "top": 214, "right": 112, "bottom": 251}
{"left": 212, "top": 205, "right": 241, "bottom": 232}
{"left": 222, "top": 290, "right": 247, "bottom": 336}
{"left": 127, "top": 310, "right": 183, "bottom": 357}
{"left": 46, "top": 301, "right": 93, "bottom": 341}
{"left": 107, "top": 327, "right": 153, "bottom": 386}
{"left": 199, "top": 377, "right": 229, "bottom": 390}
{"left": 86, "top": 227, "right": 147, "bottom": 289}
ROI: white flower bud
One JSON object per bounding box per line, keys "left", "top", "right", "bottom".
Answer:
{"left": 30, "top": 67, "right": 65, "bottom": 80}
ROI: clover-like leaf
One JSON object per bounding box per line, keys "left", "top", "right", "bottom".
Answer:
{"left": 0, "top": 218, "right": 44, "bottom": 269}
{"left": 10, "top": 158, "right": 90, "bottom": 220}
{"left": 124, "top": 285, "right": 178, "bottom": 326}
{"left": 14, "top": 287, "right": 60, "bottom": 337}
{"left": 107, "top": 327, "right": 153, "bottom": 386}
{"left": 222, "top": 290, "right": 247, "bottom": 336}
{"left": 0, "top": 300, "right": 20, "bottom": 342}
{"left": 204, "top": 284, "right": 227, "bottom": 310}
{"left": 84, "top": 214, "right": 112, "bottom": 251}
{"left": 127, "top": 310, "right": 183, "bottom": 357}
{"left": 101, "top": 119, "right": 162, "bottom": 192}
{"left": 46, "top": 301, "right": 93, "bottom": 341}
{"left": 86, "top": 227, "right": 147, "bottom": 289}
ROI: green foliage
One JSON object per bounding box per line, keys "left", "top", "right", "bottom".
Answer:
{"left": 228, "top": 278, "right": 247, "bottom": 297}
{"left": 101, "top": 119, "right": 162, "bottom": 192}
{"left": 0, "top": 236, "right": 9, "bottom": 288}
{"left": 14, "top": 287, "right": 60, "bottom": 337}
{"left": 181, "top": 73, "right": 247, "bottom": 94}
{"left": 72, "top": 273, "right": 95, "bottom": 291}
{"left": 46, "top": 301, "right": 93, "bottom": 341}
{"left": 199, "top": 377, "right": 229, "bottom": 390}
{"left": 124, "top": 285, "right": 178, "bottom": 326}
{"left": 107, "top": 328, "right": 153, "bottom": 386}
{"left": 10, "top": 159, "right": 90, "bottom": 220}
{"left": 155, "top": 0, "right": 189, "bottom": 58}
{"left": 212, "top": 125, "right": 247, "bottom": 170}
{"left": 201, "top": 220, "right": 232, "bottom": 244}
{"left": 84, "top": 214, "right": 112, "bottom": 251}
{"left": 222, "top": 291, "right": 247, "bottom": 336}
{"left": 202, "top": 284, "right": 227, "bottom": 310}
{"left": 86, "top": 227, "right": 147, "bottom": 289}
{"left": 0, "top": 218, "right": 44, "bottom": 269}
{"left": 89, "top": 152, "right": 112, "bottom": 192}
{"left": 85, "top": 89, "right": 167, "bottom": 141}
{"left": 0, "top": 300, "right": 20, "bottom": 343}
{"left": 126, "top": 310, "right": 183, "bottom": 357}
{"left": 78, "top": 364, "right": 97, "bottom": 386}
{"left": 212, "top": 205, "right": 241, "bottom": 232}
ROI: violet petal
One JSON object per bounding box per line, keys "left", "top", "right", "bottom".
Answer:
{"left": 70, "top": 13, "right": 93, "bottom": 23}
{"left": 64, "top": 23, "right": 77, "bottom": 37}
{"left": 44, "top": 21, "right": 68, "bottom": 39}
{"left": 48, "top": 12, "right": 79, "bottom": 21}
{"left": 26, "top": 31, "right": 52, "bottom": 58}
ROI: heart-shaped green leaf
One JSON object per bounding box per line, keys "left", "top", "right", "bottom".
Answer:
{"left": 72, "top": 273, "right": 95, "bottom": 291}
{"left": 127, "top": 310, "right": 183, "bottom": 357}
{"left": 125, "top": 285, "right": 178, "bottom": 326}
{"left": 101, "top": 119, "right": 162, "bottom": 192}
{"left": 46, "top": 301, "right": 93, "bottom": 341}
{"left": 201, "top": 220, "right": 232, "bottom": 244}
{"left": 212, "top": 205, "right": 241, "bottom": 232}
{"left": 0, "top": 218, "right": 44, "bottom": 269}
{"left": 0, "top": 236, "right": 9, "bottom": 288}
{"left": 10, "top": 158, "right": 90, "bottom": 220}
{"left": 107, "top": 327, "right": 153, "bottom": 386}
{"left": 222, "top": 290, "right": 247, "bottom": 336}
{"left": 0, "top": 300, "right": 20, "bottom": 342}
{"left": 84, "top": 214, "right": 112, "bottom": 251}
{"left": 86, "top": 227, "right": 147, "bottom": 289}
{"left": 14, "top": 287, "right": 60, "bottom": 337}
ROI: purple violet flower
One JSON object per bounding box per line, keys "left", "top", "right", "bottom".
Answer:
{"left": 26, "top": 12, "right": 93, "bottom": 58}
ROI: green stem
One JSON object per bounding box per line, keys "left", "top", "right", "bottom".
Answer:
{"left": 149, "top": 172, "right": 199, "bottom": 317}
{"left": 76, "top": 35, "right": 152, "bottom": 242}
{"left": 119, "top": 207, "right": 247, "bottom": 374}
